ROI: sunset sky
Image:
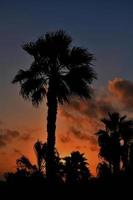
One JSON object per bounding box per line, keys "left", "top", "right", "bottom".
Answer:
{"left": 0, "top": 0, "right": 133, "bottom": 177}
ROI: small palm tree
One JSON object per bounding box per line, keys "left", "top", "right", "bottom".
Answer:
{"left": 63, "top": 151, "right": 91, "bottom": 184}
{"left": 16, "top": 156, "right": 37, "bottom": 175}
{"left": 97, "top": 162, "right": 112, "bottom": 178}
{"left": 12, "top": 30, "right": 96, "bottom": 182}
{"left": 34, "top": 140, "right": 46, "bottom": 172}
{"left": 96, "top": 129, "right": 113, "bottom": 171}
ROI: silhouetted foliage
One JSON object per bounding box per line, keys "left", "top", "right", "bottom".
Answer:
{"left": 34, "top": 140, "right": 45, "bottom": 172}
{"left": 96, "top": 112, "right": 133, "bottom": 175}
{"left": 97, "top": 162, "right": 111, "bottom": 178}
{"left": 1, "top": 28, "right": 131, "bottom": 197}
{"left": 2, "top": 116, "right": 133, "bottom": 197}
{"left": 16, "top": 155, "right": 37, "bottom": 175}
{"left": 63, "top": 151, "right": 91, "bottom": 184}
{"left": 12, "top": 30, "right": 97, "bottom": 182}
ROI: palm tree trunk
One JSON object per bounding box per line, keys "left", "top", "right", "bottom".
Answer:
{"left": 123, "top": 143, "right": 129, "bottom": 172}
{"left": 109, "top": 162, "right": 112, "bottom": 173}
{"left": 113, "top": 153, "right": 120, "bottom": 175}
{"left": 113, "top": 161, "right": 120, "bottom": 175}
{"left": 46, "top": 80, "right": 58, "bottom": 184}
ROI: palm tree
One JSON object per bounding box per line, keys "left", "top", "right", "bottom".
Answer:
{"left": 34, "top": 140, "right": 63, "bottom": 182}
{"left": 96, "top": 130, "right": 113, "bottom": 172}
{"left": 128, "top": 143, "right": 133, "bottom": 174}
{"left": 102, "top": 113, "right": 123, "bottom": 174}
{"left": 97, "top": 112, "right": 133, "bottom": 174}
{"left": 63, "top": 151, "right": 91, "bottom": 184}
{"left": 12, "top": 30, "right": 96, "bottom": 182}
{"left": 119, "top": 118, "right": 133, "bottom": 171}
{"left": 16, "top": 155, "right": 37, "bottom": 175}
{"left": 34, "top": 140, "right": 46, "bottom": 173}
{"left": 97, "top": 162, "right": 112, "bottom": 178}
{"left": 16, "top": 141, "right": 62, "bottom": 179}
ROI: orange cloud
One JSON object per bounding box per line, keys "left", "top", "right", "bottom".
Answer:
{"left": 0, "top": 128, "right": 34, "bottom": 149}
{"left": 0, "top": 129, "right": 20, "bottom": 148}
{"left": 0, "top": 120, "right": 3, "bottom": 126}
{"left": 108, "top": 77, "right": 133, "bottom": 110}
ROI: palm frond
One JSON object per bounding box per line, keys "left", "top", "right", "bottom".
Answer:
{"left": 34, "top": 140, "right": 43, "bottom": 170}
{"left": 12, "top": 69, "right": 32, "bottom": 83}
{"left": 68, "top": 47, "right": 94, "bottom": 66}
{"left": 96, "top": 130, "right": 107, "bottom": 136}
{"left": 20, "top": 77, "right": 46, "bottom": 98}
{"left": 31, "top": 87, "right": 46, "bottom": 106}
{"left": 64, "top": 66, "right": 95, "bottom": 99}
{"left": 56, "top": 78, "right": 70, "bottom": 104}
{"left": 16, "top": 156, "right": 33, "bottom": 170}
{"left": 45, "top": 30, "right": 72, "bottom": 49}
{"left": 32, "top": 30, "right": 72, "bottom": 61}
{"left": 22, "top": 42, "right": 38, "bottom": 57}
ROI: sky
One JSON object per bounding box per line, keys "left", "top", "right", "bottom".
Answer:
{"left": 0, "top": 0, "right": 133, "bottom": 176}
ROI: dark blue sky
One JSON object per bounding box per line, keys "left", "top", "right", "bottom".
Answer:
{"left": 0, "top": 0, "right": 133, "bottom": 83}
{"left": 0, "top": 0, "right": 133, "bottom": 102}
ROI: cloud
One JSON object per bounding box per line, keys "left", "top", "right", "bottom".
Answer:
{"left": 60, "top": 133, "right": 71, "bottom": 143}
{"left": 0, "top": 129, "right": 20, "bottom": 148}
{"left": 0, "top": 120, "right": 3, "bottom": 126}
{"left": 0, "top": 151, "right": 7, "bottom": 155}
{"left": 60, "top": 96, "right": 113, "bottom": 144}
{"left": 60, "top": 97, "right": 103, "bottom": 150}
{"left": 60, "top": 77, "right": 133, "bottom": 150}
{"left": 90, "top": 145, "right": 98, "bottom": 152}
{"left": 61, "top": 78, "right": 133, "bottom": 122}
{"left": 60, "top": 125, "right": 98, "bottom": 152}
{"left": 0, "top": 129, "right": 33, "bottom": 148}
{"left": 13, "top": 148, "right": 22, "bottom": 155}
{"left": 61, "top": 109, "right": 79, "bottom": 121}
{"left": 62, "top": 93, "right": 115, "bottom": 121}
{"left": 70, "top": 126, "right": 97, "bottom": 144}
{"left": 20, "top": 133, "right": 32, "bottom": 141}
{"left": 60, "top": 124, "right": 98, "bottom": 144}
{"left": 108, "top": 78, "right": 133, "bottom": 110}
{"left": 5, "top": 129, "right": 20, "bottom": 138}
{"left": 0, "top": 140, "right": 6, "bottom": 148}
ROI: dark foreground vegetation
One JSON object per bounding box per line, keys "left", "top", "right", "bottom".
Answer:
{"left": 1, "top": 112, "right": 133, "bottom": 198}
{"left": 0, "top": 173, "right": 133, "bottom": 198}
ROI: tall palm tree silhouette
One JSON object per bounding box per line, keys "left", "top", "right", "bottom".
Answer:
{"left": 97, "top": 112, "right": 133, "bottom": 174}
{"left": 12, "top": 30, "right": 96, "bottom": 182}
{"left": 102, "top": 113, "right": 121, "bottom": 174}
{"left": 102, "top": 112, "right": 133, "bottom": 172}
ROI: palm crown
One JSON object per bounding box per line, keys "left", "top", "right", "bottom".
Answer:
{"left": 12, "top": 30, "right": 96, "bottom": 105}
